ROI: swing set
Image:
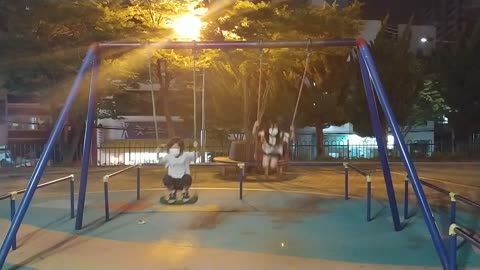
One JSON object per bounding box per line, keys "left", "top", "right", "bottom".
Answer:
{"left": 145, "top": 40, "right": 311, "bottom": 171}
{"left": 0, "top": 39, "right": 451, "bottom": 270}
{"left": 215, "top": 41, "right": 312, "bottom": 175}
{"left": 252, "top": 41, "right": 313, "bottom": 174}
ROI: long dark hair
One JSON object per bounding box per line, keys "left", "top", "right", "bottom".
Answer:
{"left": 263, "top": 121, "right": 282, "bottom": 146}
{"left": 166, "top": 136, "right": 184, "bottom": 157}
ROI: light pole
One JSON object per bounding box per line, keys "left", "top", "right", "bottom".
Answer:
{"left": 192, "top": 50, "right": 198, "bottom": 161}
{"left": 201, "top": 68, "right": 206, "bottom": 162}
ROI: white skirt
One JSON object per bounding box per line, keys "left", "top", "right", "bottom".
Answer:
{"left": 262, "top": 143, "right": 283, "bottom": 156}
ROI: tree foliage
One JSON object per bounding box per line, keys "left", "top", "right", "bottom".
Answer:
{"left": 0, "top": 0, "right": 199, "bottom": 163}
{"left": 430, "top": 20, "right": 480, "bottom": 140}
{"left": 344, "top": 17, "right": 424, "bottom": 137}
{"left": 406, "top": 75, "right": 450, "bottom": 133}
{"left": 202, "top": 0, "right": 362, "bottom": 147}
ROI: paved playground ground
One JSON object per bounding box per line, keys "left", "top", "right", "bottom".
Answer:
{"left": 0, "top": 162, "right": 479, "bottom": 269}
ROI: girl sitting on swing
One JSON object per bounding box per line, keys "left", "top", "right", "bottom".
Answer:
{"left": 157, "top": 137, "right": 197, "bottom": 203}
{"left": 253, "top": 118, "right": 294, "bottom": 176}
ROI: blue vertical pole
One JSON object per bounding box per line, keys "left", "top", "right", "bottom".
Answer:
{"left": 448, "top": 194, "right": 457, "bottom": 270}
{"left": 366, "top": 175, "right": 372, "bottom": 222}
{"left": 357, "top": 39, "right": 449, "bottom": 270}
{"left": 104, "top": 180, "right": 110, "bottom": 221}
{"left": 343, "top": 163, "right": 349, "bottom": 200}
{"left": 136, "top": 165, "right": 141, "bottom": 200}
{"left": 0, "top": 47, "right": 96, "bottom": 269}
{"left": 404, "top": 176, "right": 409, "bottom": 220}
{"left": 9, "top": 195, "right": 16, "bottom": 251}
{"left": 70, "top": 176, "right": 75, "bottom": 219}
{"left": 358, "top": 48, "right": 401, "bottom": 231}
{"left": 448, "top": 224, "right": 458, "bottom": 270}
{"left": 75, "top": 52, "right": 100, "bottom": 230}
{"left": 239, "top": 163, "right": 244, "bottom": 200}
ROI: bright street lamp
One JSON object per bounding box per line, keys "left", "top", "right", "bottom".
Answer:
{"left": 171, "top": 14, "right": 203, "bottom": 41}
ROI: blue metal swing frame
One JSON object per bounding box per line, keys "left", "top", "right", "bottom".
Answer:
{"left": 0, "top": 39, "right": 450, "bottom": 270}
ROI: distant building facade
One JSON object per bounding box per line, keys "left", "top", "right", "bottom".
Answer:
{"left": 425, "top": 0, "right": 480, "bottom": 41}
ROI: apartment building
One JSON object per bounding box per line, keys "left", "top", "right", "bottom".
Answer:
{"left": 425, "top": 0, "right": 480, "bottom": 41}
{"left": 0, "top": 94, "right": 53, "bottom": 166}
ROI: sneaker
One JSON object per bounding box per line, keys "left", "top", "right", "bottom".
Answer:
{"left": 167, "top": 192, "right": 176, "bottom": 203}
{"left": 182, "top": 192, "right": 191, "bottom": 202}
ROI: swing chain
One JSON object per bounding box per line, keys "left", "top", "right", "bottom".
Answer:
{"left": 306, "top": 38, "right": 313, "bottom": 55}
{"left": 257, "top": 40, "right": 264, "bottom": 123}
{"left": 290, "top": 40, "right": 313, "bottom": 138}
{"left": 147, "top": 48, "right": 160, "bottom": 143}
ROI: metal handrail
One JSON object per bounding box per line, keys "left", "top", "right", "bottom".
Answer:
{"left": 0, "top": 174, "right": 75, "bottom": 251}
{"left": 345, "top": 163, "right": 369, "bottom": 176}
{"left": 0, "top": 174, "right": 74, "bottom": 200}
{"left": 342, "top": 163, "right": 373, "bottom": 221}
{"left": 103, "top": 164, "right": 140, "bottom": 179}
{"left": 456, "top": 194, "right": 480, "bottom": 209}
{"left": 103, "top": 164, "right": 142, "bottom": 222}
{"left": 404, "top": 176, "right": 480, "bottom": 270}
{"left": 420, "top": 180, "right": 450, "bottom": 195}
{"left": 415, "top": 178, "right": 480, "bottom": 211}
{"left": 454, "top": 226, "right": 480, "bottom": 250}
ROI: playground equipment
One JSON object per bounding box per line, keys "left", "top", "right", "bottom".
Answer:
{"left": 0, "top": 39, "right": 468, "bottom": 270}
{"left": 102, "top": 164, "right": 141, "bottom": 221}
{"left": 0, "top": 174, "right": 75, "bottom": 251}
{"left": 403, "top": 175, "right": 480, "bottom": 269}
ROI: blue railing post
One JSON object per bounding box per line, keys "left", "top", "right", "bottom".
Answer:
{"left": 366, "top": 175, "right": 372, "bottom": 222}
{"left": 75, "top": 51, "right": 100, "bottom": 230}
{"left": 448, "top": 224, "right": 458, "bottom": 270}
{"left": 136, "top": 165, "right": 141, "bottom": 200}
{"left": 103, "top": 176, "right": 110, "bottom": 221}
{"left": 343, "top": 163, "right": 349, "bottom": 200}
{"left": 404, "top": 176, "right": 409, "bottom": 220}
{"left": 449, "top": 192, "right": 457, "bottom": 270}
{"left": 357, "top": 39, "right": 449, "bottom": 269}
{"left": 358, "top": 46, "right": 401, "bottom": 231}
{"left": 9, "top": 193, "right": 16, "bottom": 251}
{"left": 0, "top": 47, "right": 96, "bottom": 269}
{"left": 70, "top": 175, "right": 75, "bottom": 219}
{"left": 449, "top": 192, "right": 456, "bottom": 225}
{"left": 238, "top": 163, "right": 245, "bottom": 200}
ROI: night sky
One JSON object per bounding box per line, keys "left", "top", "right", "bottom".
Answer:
{"left": 360, "top": 0, "right": 431, "bottom": 24}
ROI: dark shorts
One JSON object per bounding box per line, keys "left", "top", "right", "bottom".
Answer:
{"left": 163, "top": 174, "right": 192, "bottom": 190}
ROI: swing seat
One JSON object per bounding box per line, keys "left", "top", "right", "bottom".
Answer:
{"left": 254, "top": 141, "right": 290, "bottom": 175}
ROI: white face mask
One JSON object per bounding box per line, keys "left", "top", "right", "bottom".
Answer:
{"left": 169, "top": 148, "right": 180, "bottom": 156}
{"left": 269, "top": 128, "right": 278, "bottom": 136}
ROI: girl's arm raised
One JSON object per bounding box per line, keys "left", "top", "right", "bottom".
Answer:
{"left": 184, "top": 151, "right": 197, "bottom": 163}
{"left": 156, "top": 146, "right": 168, "bottom": 165}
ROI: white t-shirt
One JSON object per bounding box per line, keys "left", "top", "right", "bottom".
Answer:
{"left": 160, "top": 152, "right": 196, "bottom": 179}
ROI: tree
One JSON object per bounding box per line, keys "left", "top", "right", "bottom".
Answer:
{"left": 344, "top": 16, "right": 424, "bottom": 140}
{"left": 205, "top": 50, "right": 260, "bottom": 138}
{"left": 0, "top": 1, "right": 124, "bottom": 163}
{"left": 108, "top": 0, "right": 195, "bottom": 138}
{"left": 0, "top": 1, "right": 197, "bottom": 163}
{"left": 202, "top": 0, "right": 362, "bottom": 156}
{"left": 430, "top": 20, "right": 480, "bottom": 142}
{"left": 406, "top": 75, "right": 450, "bottom": 134}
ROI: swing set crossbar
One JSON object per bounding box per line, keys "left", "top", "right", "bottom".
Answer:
{"left": 98, "top": 39, "right": 357, "bottom": 49}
